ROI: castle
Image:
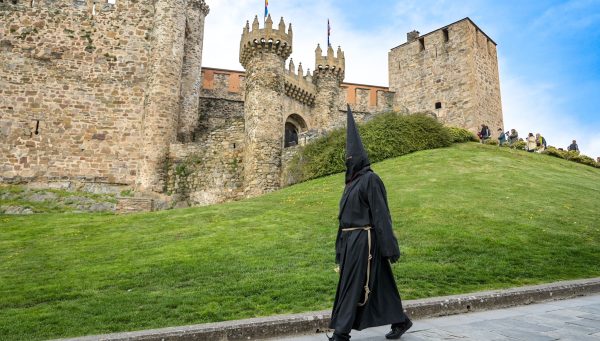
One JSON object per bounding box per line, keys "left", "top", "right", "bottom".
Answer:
{"left": 0, "top": 0, "right": 503, "bottom": 210}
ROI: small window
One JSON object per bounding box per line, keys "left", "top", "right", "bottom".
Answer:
{"left": 442, "top": 28, "right": 449, "bottom": 42}
{"left": 435, "top": 102, "right": 442, "bottom": 109}
{"left": 34, "top": 120, "right": 40, "bottom": 135}
{"left": 419, "top": 38, "right": 425, "bottom": 51}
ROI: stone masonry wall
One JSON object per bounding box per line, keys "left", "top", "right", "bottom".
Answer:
{"left": 0, "top": 0, "right": 155, "bottom": 186}
{"left": 137, "top": 0, "right": 187, "bottom": 192}
{"left": 167, "top": 119, "right": 244, "bottom": 206}
{"left": 388, "top": 18, "right": 503, "bottom": 134}
{"left": 177, "top": 0, "right": 209, "bottom": 143}
{"left": 472, "top": 29, "right": 503, "bottom": 133}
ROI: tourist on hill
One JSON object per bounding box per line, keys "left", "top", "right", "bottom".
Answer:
{"left": 478, "top": 124, "right": 490, "bottom": 143}
{"left": 508, "top": 129, "right": 519, "bottom": 145}
{"left": 535, "top": 133, "right": 547, "bottom": 152}
{"left": 328, "top": 105, "right": 412, "bottom": 341}
{"left": 497, "top": 128, "right": 506, "bottom": 146}
{"left": 568, "top": 140, "right": 579, "bottom": 153}
{"left": 526, "top": 133, "right": 536, "bottom": 152}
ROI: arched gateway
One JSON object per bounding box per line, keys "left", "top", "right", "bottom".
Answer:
{"left": 284, "top": 114, "right": 308, "bottom": 147}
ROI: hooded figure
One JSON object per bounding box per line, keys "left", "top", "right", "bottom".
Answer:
{"left": 328, "top": 106, "right": 412, "bottom": 341}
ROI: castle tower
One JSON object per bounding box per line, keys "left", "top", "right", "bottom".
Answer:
{"left": 178, "top": 0, "right": 210, "bottom": 142}
{"left": 313, "top": 44, "right": 345, "bottom": 129}
{"left": 239, "top": 15, "right": 293, "bottom": 196}
{"left": 388, "top": 18, "right": 503, "bottom": 134}
{"left": 138, "top": 0, "right": 189, "bottom": 192}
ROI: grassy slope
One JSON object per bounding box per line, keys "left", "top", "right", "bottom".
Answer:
{"left": 1, "top": 143, "right": 599, "bottom": 340}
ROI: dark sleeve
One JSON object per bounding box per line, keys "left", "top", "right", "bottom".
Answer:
{"left": 366, "top": 173, "right": 401, "bottom": 259}
{"left": 335, "top": 229, "right": 342, "bottom": 264}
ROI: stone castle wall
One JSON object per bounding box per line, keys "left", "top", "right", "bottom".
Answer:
{"left": 1, "top": 8, "right": 502, "bottom": 209}
{"left": 0, "top": 0, "right": 155, "bottom": 186}
{"left": 472, "top": 28, "right": 503, "bottom": 134}
{"left": 164, "top": 65, "right": 396, "bottom": 206}
{"left": 388, "top": 18, "right": 503, "bottom": 134}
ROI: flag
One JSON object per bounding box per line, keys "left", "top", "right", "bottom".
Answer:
{"left": 264, "top": 0, "right": 269, "bottom": 19}
{"left": 327, "top": 19, "right": 331, "bottom": 46}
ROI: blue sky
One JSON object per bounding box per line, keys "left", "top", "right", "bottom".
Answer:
{"left": 202, "top": 0, "right": 600, "bottom": 158}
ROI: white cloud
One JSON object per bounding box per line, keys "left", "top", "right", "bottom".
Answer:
{"left": 500, "top": 66, "right": 600, "bottom": 158}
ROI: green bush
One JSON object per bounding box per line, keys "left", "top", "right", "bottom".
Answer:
{"left": 570, "top": 154, "right": 597, "bottom": 167}
{"left": 484, "top": 138, "right": 498, "bottom": 146}
{"left": 288, "top": 112, "right": 452, "bottom": 182}
{"left": 542, "top": 147, "right": 599, "bottom": 168}
{"left": 510, "top": 140, "right": 527, "bottom": 151}
{"left": 447, "top": 127, "right": 477, "bottom": 143}
{"left": 542, "top": 146, "right": 566, "bottom": 159}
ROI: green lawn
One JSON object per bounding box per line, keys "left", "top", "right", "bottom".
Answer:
{"left": 1, "top": 143, "right": 599, "bottom": 340}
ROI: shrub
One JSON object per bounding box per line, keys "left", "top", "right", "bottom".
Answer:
{"left": 570, "top": 154, "right": 597, "bottom": 167}
{"left": 542, "top": 147, "right": 599, "bottom": 168}
{"left": 542, "top": 146, "right": 566, "bottom": 159}
{"left": 510, "top": 140, "right": 527, "bottom": 151}
{"left": 484, "top": 139, "right": 498, "bottom": 146}
{"left": 288, "top": 112, "right": 452, "bottom": 182}
{"left": 447, "top": 127, "right": 477, "bottom": 143}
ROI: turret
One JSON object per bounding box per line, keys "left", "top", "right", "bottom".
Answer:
{"left": 313, "top": 44, "right": 345, "bottom": 128}
{"left": 239, "top": 15, "right": 293, "bottom": 196}
{"left": 239, "top": 15, "right": 293, "bottom": 68}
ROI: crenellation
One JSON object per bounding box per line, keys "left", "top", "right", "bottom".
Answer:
{"left": 239, "top": 14, "right": 292, "bottom": 68}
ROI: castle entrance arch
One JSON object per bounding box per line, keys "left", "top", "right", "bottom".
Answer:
{"left": 284, "top": 114, "right": 308, "bottom": 147}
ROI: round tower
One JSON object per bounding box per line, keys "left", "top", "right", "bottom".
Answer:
{"left": 313, "top": 44, "right": 345, "bottom": 129}
{"left": 178, "top": 0, "right": 210, "bottom": 142}
{"left": 239, "top": 15, "right": 293, "bottom": 196}
{"left": 138, "top": 0, "right": 188, "bottom": 192}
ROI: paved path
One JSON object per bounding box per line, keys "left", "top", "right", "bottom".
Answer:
{"left": 265, "top": 294, "right": 600, "bottom": 341}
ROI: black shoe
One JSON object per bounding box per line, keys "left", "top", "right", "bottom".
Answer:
{"left": 385, "top": 320, "right": 413, "bottom": 339}
{"left": 326, "top": 331, "right": 351, "bottom": 341}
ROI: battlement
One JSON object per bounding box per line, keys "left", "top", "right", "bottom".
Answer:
{"left": 284, "top": 59, "right": 316, "bottom": 106}
{"left": 314, "top": 44, "right": 345, "bottom": 80}
{"left": 239, "top": 14, "right": 293, "bottom": 67}
{"left": 0, "top": 0, "right": 119, "bottom": 13}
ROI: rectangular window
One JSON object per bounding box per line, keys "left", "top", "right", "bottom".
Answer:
{"left": 419, "top": 38, "right": 425, "bottom": 51}
{"left": 435, "top": 102, "right": 442, "bottom": 109}
{"left": 442, "top": 28, "right": 449, "bottom": 42}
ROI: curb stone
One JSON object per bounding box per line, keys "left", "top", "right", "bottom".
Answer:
{"left": 57, "top": 277, "right": 600, "bottom": 341}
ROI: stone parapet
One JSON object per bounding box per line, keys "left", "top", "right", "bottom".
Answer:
{"left": 239, "top": 15, "right": 292, "bottom": 68}
{"left": 314, "top": 44, "right": 345, "bottom": 81}
{"left": 284, "top": 59, "right": 316, "bottom": 106}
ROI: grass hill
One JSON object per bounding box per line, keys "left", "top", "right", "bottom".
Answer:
{"left": 1, "top": 143, "right": 599, "bottom": 340}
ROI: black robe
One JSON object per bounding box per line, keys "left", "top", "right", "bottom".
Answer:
{"left": 329, "top": 170, "right": 409, "bottom": 333}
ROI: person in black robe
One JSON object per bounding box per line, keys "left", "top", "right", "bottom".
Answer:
{"left": 328, "top": 106, "right": 412, "bottom": 341}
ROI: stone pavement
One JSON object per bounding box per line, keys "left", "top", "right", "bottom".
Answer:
{"left": 265, "top": 294, "right": 600, "bottom": 341}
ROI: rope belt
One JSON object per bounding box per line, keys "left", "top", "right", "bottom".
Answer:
{"left": 341, "top": 226, "right": 373, "bottom": 307}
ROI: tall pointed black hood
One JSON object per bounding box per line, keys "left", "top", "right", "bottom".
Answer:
{"left": 345, "top": 105, "right": 371, "bottom": 184}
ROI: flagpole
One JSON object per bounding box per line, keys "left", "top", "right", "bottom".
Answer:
{"left": 327, "top": 19, "right": 331, "bottom": 47}
{"left": 264, "top": 0, "right": 268, "bottom": 24}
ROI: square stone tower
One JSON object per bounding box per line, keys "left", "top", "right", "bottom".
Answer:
{"left": 388, "top": 18, "right": 503, "bottom": 134}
